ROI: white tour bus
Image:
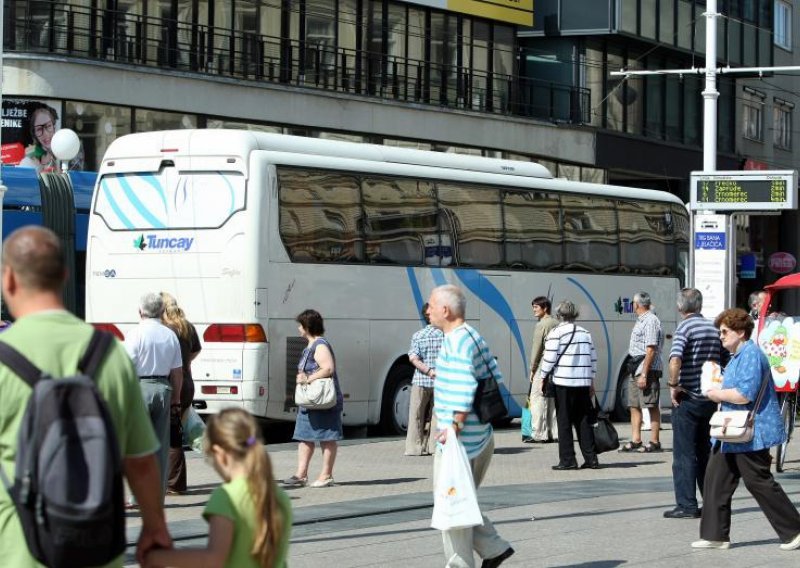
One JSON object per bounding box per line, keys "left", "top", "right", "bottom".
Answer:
{"left": 86, "top": 130, "right": 689, "bottom": 433}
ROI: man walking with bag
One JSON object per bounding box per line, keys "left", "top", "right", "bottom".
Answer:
{"left": 0, "top": 227, "right": 171, "bottom": 567}
{"left": 664, "top": 288, "right": 721, "bottom": 519}
{"left": 428, "top": 284, "right": 514, "bottom": 568}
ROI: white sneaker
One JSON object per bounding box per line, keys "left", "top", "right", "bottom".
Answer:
{"left": 691, "top": 539, "right": 730, "bottom": 550}
{"left": 779, "top": 533, "right": 800, "bottom": 551}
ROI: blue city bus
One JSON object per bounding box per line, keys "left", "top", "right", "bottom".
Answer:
{"left": 2, "top": 166, "right": 96, "bottom": 317}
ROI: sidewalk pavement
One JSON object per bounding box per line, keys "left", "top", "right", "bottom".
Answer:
{"left": 125, "top": 419, "right": 800, "bottom": 567}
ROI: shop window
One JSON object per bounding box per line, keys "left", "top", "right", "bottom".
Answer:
{"left": 65, "top": 101, "right": 132, "bottom": 171}
{"left": 134, "top": 109, "right": 196, "bottom": 132}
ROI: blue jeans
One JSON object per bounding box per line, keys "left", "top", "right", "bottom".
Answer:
{"left": 140, "top": 378, "right": 172, "bottom": 500}
{"left": 671, "top": 396, "right": 717, "bottom": 511}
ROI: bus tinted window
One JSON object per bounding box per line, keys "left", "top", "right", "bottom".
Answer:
{"left": 437, "top": 183, "right": 503, "bottom": 268}
{"left": 503, "top": 190, "right": 562, "bottom": 270}
{"left": 276, "top": 165, "right": 684, "bottom": 277}
{"left": 562, "top": 195, "right": 619, "bottom": 272}
{"left": 279, "top": 169, "right": 364, "bottom": 262}
{"left": 362, "top": 177, "right": 438, "bottom": 265}
{"left": 95, "top": 171, "right": 245, "bottom": 230}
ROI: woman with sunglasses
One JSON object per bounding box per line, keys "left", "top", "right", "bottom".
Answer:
{"left": 692, "top": 308, "right": 800, "bottom": 551}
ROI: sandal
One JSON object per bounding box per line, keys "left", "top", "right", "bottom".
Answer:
{"left": 639, "top": 441, "right": 662, "bottom": 453}
{"left": 618, "top": 441, "right": 643, "bottom": 452}
{"left": 282, "top": 475, "right": 308, "bottom": 488}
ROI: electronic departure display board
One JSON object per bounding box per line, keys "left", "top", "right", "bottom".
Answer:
{"left": 691, "top": 171, "right": 797, "bottom": 211}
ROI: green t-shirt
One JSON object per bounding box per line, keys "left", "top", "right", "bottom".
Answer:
{"left": 0, "top": 311, "right": 159, "bottom": 568}
{"left": 203, "top": 477, "right": 292, "bottom": 568}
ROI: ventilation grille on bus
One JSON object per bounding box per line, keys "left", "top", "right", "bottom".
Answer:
{"left": 284, "top": 336, "right": 307, "bottom": 411}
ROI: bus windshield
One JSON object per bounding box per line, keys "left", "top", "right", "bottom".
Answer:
{"left": 94, "top": 170, "right": 245, "bottom": 230}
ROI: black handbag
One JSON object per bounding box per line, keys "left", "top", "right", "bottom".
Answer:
{"left": 466, "top": 330, "right": 508, "bottom": 424}
{"left": 591, "top": 397, "right": 620, "bottom": 453}
{"left": 542, "top": 325, "right": 577, "bottom": 398}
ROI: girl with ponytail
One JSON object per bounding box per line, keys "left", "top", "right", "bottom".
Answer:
{"left": 145, "top": 408, "right": 292, "bottom": 567}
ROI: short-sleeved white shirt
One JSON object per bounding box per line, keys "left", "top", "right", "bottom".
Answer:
{"left": 124, "top": 318, "right": 182, "bottom": 376}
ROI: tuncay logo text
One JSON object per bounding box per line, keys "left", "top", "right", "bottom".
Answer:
{"left": 134, "top": 234, "right": 194, "bottom": 252}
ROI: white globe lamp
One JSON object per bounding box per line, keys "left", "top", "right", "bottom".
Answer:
{"left": 51, "top": 128, "right": 81, "bottom": 171}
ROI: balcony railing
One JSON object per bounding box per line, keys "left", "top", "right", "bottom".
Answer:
{"left": 6, "top": 4, "right": 590, "bottom": 125}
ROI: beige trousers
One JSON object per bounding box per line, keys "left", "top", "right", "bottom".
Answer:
{"left": 405, "top": 385, "right": 436, "bottom": 455}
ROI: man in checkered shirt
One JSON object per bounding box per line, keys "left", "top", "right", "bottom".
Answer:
{"left": 405, "top": 303, "right": 444, "bottom": 456}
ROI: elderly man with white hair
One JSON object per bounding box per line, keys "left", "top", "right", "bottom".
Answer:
{"left": 125, "top": 292, "right": 183, "bottom": 502}
{"left": 428, "top": 284, "right": 514, "bottom": 568}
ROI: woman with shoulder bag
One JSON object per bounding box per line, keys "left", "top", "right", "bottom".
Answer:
{"left": 692, "top": 308, "right": 800, "bottom": 551}
{"left": 538, "top": 300, "right": 599, "bottom": 471}
{"left": 283, "top": 309, "right": 343, "bottom": 489}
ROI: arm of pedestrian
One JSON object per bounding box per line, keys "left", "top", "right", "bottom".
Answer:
{"left": 310, "top": 344, "right": 335, "bottom": 380}
{"left": 705, "top": 387, "right": 749, "bottom": 405}
{"left": 169, "top": 367, "right": 183, "bottom": 406}
{"left": 409, "top": 354, "right": 428, "bottom": 374}
{"left": 124, "top": 453, "right": 172, "bottom": 565}
{"left": 144, "top": 515, "right": 234, "bottom": 568}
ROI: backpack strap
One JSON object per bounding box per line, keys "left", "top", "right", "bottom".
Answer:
{"left": 78, "top": 330, "right": 114, "bottom": 379}
{"left": 0, "top": 341, "right": 44, "bottom": 388}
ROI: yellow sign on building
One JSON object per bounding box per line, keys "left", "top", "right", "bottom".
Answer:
{"left": 448, "top": 0, "right": 533, "bottom": 26}
{"left": 398, "top": 0, "right": 533, "bottom": 26}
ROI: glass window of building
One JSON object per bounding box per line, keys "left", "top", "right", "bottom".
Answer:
{"left": 65, "top": 101, "right": 132, "bottom": 171}
{"left": 206, "top": 118, "right": 282, "bottom": 132}
{"left": 339, "top": 0, "right": 359, "bottom": 88}
{"left": 134, "top": 109, "right": 197, "bottom": 132}
{"left": 677, "top": 0, "right": 693, "bottom": 50}
{"left": 773, "top": 99, "right": 793, "bottom": 149}
{"left": 640, "top": 0, "right": 657, "bottom": 40}
{"left": 742, "top": 88, "right": 765, "bottom": 141}
{"left": 659, "top": 0, "right": 675, "bottom": 44}
{"left": 775, "top": 0, "right": 793, "bottom": 50}
{"left": 619, "top": 0, "right": 637, "bottom": 34}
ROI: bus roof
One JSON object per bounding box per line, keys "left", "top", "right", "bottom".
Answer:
{"left": 101, "top": 129, "right": 554, "bottom": 179}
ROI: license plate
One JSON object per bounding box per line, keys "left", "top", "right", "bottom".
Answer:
{"left": 217, "top": 386, "right": 232, "bottom": 395}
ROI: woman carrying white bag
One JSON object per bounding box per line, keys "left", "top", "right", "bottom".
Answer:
{"left": 692, "top": 308, "right": 800, "bottom": 551}
{"left": 428, "top": 285, "right": 514, "bottom": 568}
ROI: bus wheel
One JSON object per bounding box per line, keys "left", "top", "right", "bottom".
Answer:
{"left": 612, "top": 366, "right": 631, "bottom": 422}
{"left": 381, "top": 365, "right": 413, "bottom": 435}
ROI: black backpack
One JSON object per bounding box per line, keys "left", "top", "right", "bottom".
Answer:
{"left": 0, "top": 330, "right": 125, "bottom": 568}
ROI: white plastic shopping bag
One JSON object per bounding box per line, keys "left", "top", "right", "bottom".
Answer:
{"left": 182, "top": 406, "right": 206, "bottom": 453}
{"left": 700, "top": 360, "right": 723, "bottom": 395}
{"left": 430, "top": 426, "right": 484, "bottom": 531}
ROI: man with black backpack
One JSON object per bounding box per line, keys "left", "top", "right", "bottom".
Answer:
{"left": 0, "top": 226, "right": 172, "bottom": 568}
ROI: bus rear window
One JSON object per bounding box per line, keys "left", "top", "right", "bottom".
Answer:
{"left": 94, "top": 170, "right": 245, "bottom": 230}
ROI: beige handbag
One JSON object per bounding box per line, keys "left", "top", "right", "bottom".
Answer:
{"left": 708, "top": 374, "right": 769, "bottom": 443}
{"left": 295, "top": 377, "right": 336, "bottom": 409}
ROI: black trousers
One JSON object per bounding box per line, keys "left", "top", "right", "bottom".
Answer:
{"left": 700, "top": 445, "right": 800, "bottom": 542}
{"left": 554, "top": 385, "right": 597, "bottom": 466}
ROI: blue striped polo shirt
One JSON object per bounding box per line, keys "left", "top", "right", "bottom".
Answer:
{"left": 434, "top": 323, "right": 499, "bottom": 459}
{"left": 669, "top": 313, "right": 721, "bottom": 397}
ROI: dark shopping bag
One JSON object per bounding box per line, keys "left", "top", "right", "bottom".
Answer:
{"left": 591, "top": 398, "right": 620, "bottom": 453}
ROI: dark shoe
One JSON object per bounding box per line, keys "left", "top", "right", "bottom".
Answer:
{"left": 481, "top": 547, "right": 515, "bottom": 568}
{"left": 522, "top": 436, "right": 534, "bottom": 443}
{"left": 639, "top": 441, "right": 663, "bottom": 453}
{"left": 663, "top": 507, "right": 701, "bottom": 519}
{"left": 579, "top": 461, "right": 600, "bottom": 470}
{"left": 552, "top": 463, "right": 578, "bottom": 470}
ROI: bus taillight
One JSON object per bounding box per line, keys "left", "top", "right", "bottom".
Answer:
{"left": 93, "top": 323, "right": 124, "bottom": 340}
{"left": 203, "top": 324, "right": 267, "bottom": 343}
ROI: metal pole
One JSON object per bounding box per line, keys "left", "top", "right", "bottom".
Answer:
{"left": 702, "top": 0, "right": 719, "bottom": 172}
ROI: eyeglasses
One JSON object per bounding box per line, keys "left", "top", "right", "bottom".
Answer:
{"left": 34, "top": 121, "right": 55, "bottom": 137}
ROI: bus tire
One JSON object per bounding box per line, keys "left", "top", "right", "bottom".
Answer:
{"left": 381, "top": 363, "right": 414, "bottom": 435}
{"left": 612, "top": 365, "right": 631, "bottom": 422}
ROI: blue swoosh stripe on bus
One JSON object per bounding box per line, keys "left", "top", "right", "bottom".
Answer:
{"left": 453, "top": 269, "right": 528, "bottom": 373}
{"left": 118, "top": 176, "right": 165, "bottom": 229}
{"left": 566, "top": 276, "right": 612, "bottom": 408}
{"left": 430, "top": 267, "right": 448, "bottom": 287}
{"left": 139, "top": 174, "right": 168, "bottom": 212}
{"left": 101, "top": 178, "right": 134, "bottom": 230}
{"left": 406, "top": 267, "right": 426, "bottom": 325}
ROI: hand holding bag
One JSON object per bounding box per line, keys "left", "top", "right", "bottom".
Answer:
{"left": 430, "top": 426, "right": 484, "bottom": 531}
{"left": 708, "top": 373, "right": 769, "bottom": 443}
{"left": 542, "top": 325, "right": 577, "bottom": 398}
